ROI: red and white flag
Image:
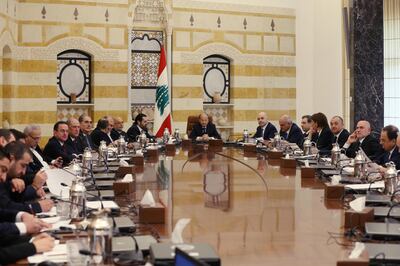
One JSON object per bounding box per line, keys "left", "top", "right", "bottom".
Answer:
{"left": 153, "top": 47, "right": 172, "bottom": 137}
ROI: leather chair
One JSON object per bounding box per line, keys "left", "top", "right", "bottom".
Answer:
{"left": 186, "top": 115, "right": 213, "bottom": 135}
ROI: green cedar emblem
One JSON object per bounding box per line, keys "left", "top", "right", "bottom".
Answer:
{"left": 156, "top": 85, "right": 169, "bottom": 116}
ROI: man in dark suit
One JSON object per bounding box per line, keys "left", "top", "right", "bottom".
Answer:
{"left": 300, "top": 115, "right": 312, "bottom": 139}
{"left": 91, "top": 118, "right": 114, "bottom": 147}
{"left": 189, "top": 113, "right": 221, "bottom": 140}
{"left": 113, "top": 116, "right": 127, "bottom": 140}
{"left": 374, "top": 125, "right": 399, "bottom": 169}
{"left": 330, "top": 116, "right": 350, "bottom": 148}
{"left": 310, "top": 112, "right": 334, "bottom": 152}
{"left": 127, "top": 114, "right": 153, "bottom": 142}
{"left": 279, "top": 114, "right": 304, "bottom": 146}
{"left": 24, "top": 125, "right": 63, "bottom": 172}
{"left": 0, "top": 129, "right": 16, "bottom": 147}
{"left": 66, "top": 117, "right": 85, "bottom": 154}
{"left": 253, "top": 112, "right": 277, "bottom": 140}
{"left": 343, "top": 120, "right": 381, "bottom": 160}
{"left": 43, "top": 121, "right": 75, "bottom": 166}
{"left": 79, "top": 114, "right": 95, "bottom": 150}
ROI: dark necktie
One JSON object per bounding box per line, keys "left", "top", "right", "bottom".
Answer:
{"left": 283, "top": 132, "right": 288, "bottom": 140}
{"left": 202, "top": 127, "right": 207, "bottom": 134}
{"left": 333, "top": 136, "right": 338, "bottom": 143}
{"left": 84, "top": 135, "right": 92, "bottom": 149}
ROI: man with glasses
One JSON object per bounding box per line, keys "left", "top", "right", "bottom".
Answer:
{"left": 24, "top": 125, "right": 62, "bottom": 172}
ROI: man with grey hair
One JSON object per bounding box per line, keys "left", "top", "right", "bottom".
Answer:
{"left": 65, "top": 117, "right": 85, "bottom": 154}
{"left": 24, "top": 125, "right": 62, "bottom": 172}
{"left": 343, "top": 120, "right": 381, "bottom": 159}
{"left": 278, "top": 114, "right": 304, "bottom": 146}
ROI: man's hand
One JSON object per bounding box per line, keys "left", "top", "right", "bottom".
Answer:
{"left": 202, "top": 134, "right": 209, "bottom": 141}
{"left": 51, "top": 157, "right": 63, "bottom": 168}
{"left": 11, "top": 178, "right": 25, "bottom": 193}
{"left": 38, "top": 199, "right": 54, "bottom": 212}
{"left": 32, "top": 233, "right": 55, "bottom": 253}
{"left": 346, "top": 131, "right": 358, "bottom": 145}
{"left": 25, "top": 218, "right": 51, "bottom": 234}
{"left": 32, "top": 170, "right": 47, "bottom": 189}
{"left": 36, "top": 187, "right": 46, "bottom": 198}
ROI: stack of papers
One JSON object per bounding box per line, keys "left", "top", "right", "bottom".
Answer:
{"left": 28, "top": 241, "right": 67, "bottom": 264}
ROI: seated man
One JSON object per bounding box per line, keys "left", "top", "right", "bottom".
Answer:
{"left": 113, "top": 116, "right": 127, "bottom": 140}
{"left": 127, "top": 114, "right": 153, "bottom": 142}
{"left": 24, "top": 125, "right": 62, "bottom": 172}
{"left": 253, "top": 112, "right": 277, "bottom": 140}
{"left": 66, "top": 117, "right": 85, "bottom": 154}
{"left": 91, "top": 118, "right": 114, "bottom": 146}
{"left": 330, "top": 116, "right": 350, "bottom": 148}
{"left": 0, "top": 142, "right": 53, "bottom": 213}
{"left": 78, "top": 114, "right": 95, "bottom": 150}
{"left": 189, "top": 113, "right": 221, "bottom": 140}
{"left": 0, "top": 129, "right": 16, "bottom": 147}
{"left": 104, "top": 115, "right": 119, "bottom": 141}
{"left": 43, "top": 121, "right": 75, "bottom": 166}
{"left": 374, "top": 125, "right": 399, "bottom": 169}
{"left": 278, "top": 114, "right": 303, "bottom": 146}
{"left": 300, "top": 115, "right": 312, "bottom": 138}
{"left": 343, "top": 120, "right": 381, "bottom": 160}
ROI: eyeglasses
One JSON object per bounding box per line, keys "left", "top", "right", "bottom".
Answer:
{"left": 29, "top": 135, "right": 41, "bottom": 141}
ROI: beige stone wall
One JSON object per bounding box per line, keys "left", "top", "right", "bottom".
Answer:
{"left": 171, "top": 0, "right": 296, "bottom": 137}
{"left": 0, "top": 0, "right": 129, "bottom": 146}
{"left": 0, "top": 0, "right": 296, "bottom": 143}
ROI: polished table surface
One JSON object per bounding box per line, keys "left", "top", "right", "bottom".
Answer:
{"left": 136, "top": 145, "right": 346, "bottom": 266}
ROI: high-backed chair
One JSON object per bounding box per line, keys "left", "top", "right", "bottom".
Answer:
{"left": 186, "top": 115, "right": 213, "bottom": 135}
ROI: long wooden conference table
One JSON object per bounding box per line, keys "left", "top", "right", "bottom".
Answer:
{"left": 133, "top": 145, "right": 345, "bottom": 265}
{"left": 19, "top": 144, "right": 348, "bottom": 265}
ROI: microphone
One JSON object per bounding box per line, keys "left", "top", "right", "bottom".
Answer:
{"left": 79, "top": 249, "right": 99, "bottom": 256}
{"left": 366, "top": 175, "right": 383, "bottom": 192}
{"left": 50, "top": 196, "right": 95, "bottom": 212}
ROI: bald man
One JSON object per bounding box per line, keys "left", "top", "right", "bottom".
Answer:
{"left": 189, "top": 113, "right": 221, "bottom": 140}
{"left": 330, "top": 116, "right": 350, "bottom": 148}
{"left": 278, "top": 115, "right": 304, "bottom": 146}
{"left": 253, "top": 112, "right": 277, "bottom": 140}
{"left": 112, "top": 116, "right": 127, "bottom": 140}
{"left": 343, "top": 120, "right": 381, "bottom": 159}
{"left": 66, "top": 117, "right": 85, "bottom": 154}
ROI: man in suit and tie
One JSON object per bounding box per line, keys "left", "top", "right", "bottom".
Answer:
{"left": 253, "top": 112, "right": 277, "bottom": 141}
{"left": 374, "top": 125, "right": 399, "bottom": 169}
{"left": 278, "top": 114, "right": 304, "bottom": 146}
{"left": 24, "top": 125, "right": 63, "bottom": 171}
{"left": 330, "top": 116, "right": 350, "bottom": 148}
{"left": 300, "top": 115, "right": 312, "bottom": 139}
{"left": 127, "top": 114, "right": 154, "bottom": 142}
{"left": 43, "top": 121, "right": 75, "bottom": 166}
{"left": 66, "top": 118, "right": 85, "bottom": 155}
{"left": 343, "top": 120, "right": 381, "bottom": 160}
{"left": 79, "top": 114, "right": 95, "bottom": 150}
{"left": 91, "top": 118, "right": 114, "bottom": 147}
{"left": 189, "top": 113, "right": 221, "bottom": 140}
{"left": 113, "top": 116, "right": 127, "bottom": 140}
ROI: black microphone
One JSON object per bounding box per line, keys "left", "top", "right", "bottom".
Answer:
{"left": 50, "top": 196, "right": 95, "bottom": 212}
{"left": 79, "top": 249, "right": 99, "bottom": 256}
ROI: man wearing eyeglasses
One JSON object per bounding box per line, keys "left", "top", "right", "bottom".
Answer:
{"left": 24, "top": 125, "right": 62, "bottom": 172}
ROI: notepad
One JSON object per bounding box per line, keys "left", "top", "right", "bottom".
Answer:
{"left": 86, "top": 200, "right": 119, "bottom": 210}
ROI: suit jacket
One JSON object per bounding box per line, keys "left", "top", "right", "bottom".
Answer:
{"left": 90, "top": 128, "right": 113, "bottom": 147}
{"left": 43, "top": 137, "right": 75, "bottom": 166}
{"left": 189, "top": 123, "right": 221, "bottom": 139}
{"left": 126, "top": 124, "right": 153, "bottom": 143}
{"left": 253, "top": 122, "right": 277, "bottom": 140}
{"left": 313, "top": 127, "right": 334, "bottom": 152}
{"left": 65, "top": 136, "right": 85, "bottom": 155}
{"left": 0, "top": 182, "right": 41, "bottom": 213}
{"left": 374, "top": 147, "right": 400, "bottom": 169}
{"left": 0, "top": 208, "right": 19, "bottom": 236}
{"left": 110, "top": 129, "right": 120, "bottom": 141}
{"left": 345, "top": 134, "right": 382, "bottom": 160}
{"left": 0, "top": 235, "right": 36, "bottom": 265}
{"left": 332, "top": 129, "right": 350, "bottom": 148}
{"left": 28, "top": 146, "right": 46, "bottom": 174}
{"left": 79, "top": 132, "right": 96, "bottom": 150}
{"left": 279, "top": 123, "right": 304, "bottom": 146}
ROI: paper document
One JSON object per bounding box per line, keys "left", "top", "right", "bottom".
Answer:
{"left": 45, "top": 168, "right": 76, "bottom": 198}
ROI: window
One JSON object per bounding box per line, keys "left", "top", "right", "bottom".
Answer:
{"left": 203, "top": 55, "right": 230, "bottom": 103}
{"left": 57, "top": 50, "right": 91, "bottom": 103}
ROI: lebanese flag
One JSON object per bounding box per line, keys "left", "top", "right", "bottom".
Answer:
{"left": 153, "top": 47, "right": 172, "bottom": 138}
